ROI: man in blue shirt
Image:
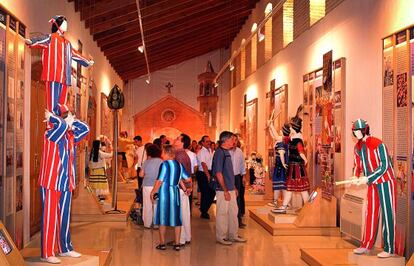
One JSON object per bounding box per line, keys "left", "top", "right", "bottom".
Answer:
{"left": 213, "top": 131, "right": 247, "bottom": 245}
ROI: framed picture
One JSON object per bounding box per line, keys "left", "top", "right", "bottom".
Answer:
{"left": 245, "top": 98, "right": 258, "bottom": 157}
{"left": 101, "top": 93, "right": 113, "bottom": 141}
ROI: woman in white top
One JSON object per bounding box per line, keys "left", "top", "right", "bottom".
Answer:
{"left": 139, "top": 144, "right": 163, "bottom": 228}
{"left": 89, "top": 140, "right": 113, "bottom": 203}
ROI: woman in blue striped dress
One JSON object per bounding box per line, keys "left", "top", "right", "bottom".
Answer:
{"left": 151, "top": 145, "right": 191, "bottom": 251}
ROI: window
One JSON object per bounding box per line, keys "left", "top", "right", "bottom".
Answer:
{"left": 310, "top": 0, "right": 325, "bottom": 26}
{"left": 283, "top": 0, "right": 294, "bottom": 47}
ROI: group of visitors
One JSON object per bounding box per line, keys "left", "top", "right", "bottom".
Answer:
{"left": 87, "top": 130, "right": 248, "bottom": 250}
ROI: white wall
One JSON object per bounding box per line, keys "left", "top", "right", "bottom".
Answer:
{"left": 123, "top": 48, "right": 230, "bottom": 140}
{"left": 230, "top": 0, "right": 414, "bottom": 179}
{"left": 1, "top": 0, "right": 122, "bottom": 245}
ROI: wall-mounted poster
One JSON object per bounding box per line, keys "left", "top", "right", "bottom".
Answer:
{"left": 101, "top": 93, "right": 113, "bottom": 141}
{"left": 245, "top": 98, "right": 258, "bottom": 157}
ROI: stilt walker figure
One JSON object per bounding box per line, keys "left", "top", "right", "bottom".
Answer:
{"left": 351, "top": 119, "right": 396, "bottom": 258}
{"left": 26, "top": 15, "right": 93, "bottom": 264}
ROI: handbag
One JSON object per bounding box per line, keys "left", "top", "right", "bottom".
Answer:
{"left": 209, "top": 148, "right": 226, "bottom": 190}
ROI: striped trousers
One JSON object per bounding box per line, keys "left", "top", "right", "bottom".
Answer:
{"left": 40, "top": 187, "right": 73, "bottom": 258}
{"left": 46, "top": 81, "right": 67, "bottom": 115}
{"left": 361, "top": 179, "right": 396, "bottom": 253}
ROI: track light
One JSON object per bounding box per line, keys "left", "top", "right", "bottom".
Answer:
{"left": 258, "top": 30, "right": 265, "bottom": 42}
{"left": 145, "top": 76, "right": 150, "bottom": 84}
{"left": 138, "top": 45, "right": 144, "bottom": 53}
{"left": 214, "top": 83, "right": 219, "bottom": 88}
{"left": 229, "top": 64, "right": 235, "bottom": 72}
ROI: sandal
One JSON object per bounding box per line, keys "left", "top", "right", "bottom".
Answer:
{"left": 173, "top": 244, "right": 181, "bottom": 251}
{"left": 156, "top": 244, "right": 166, "bottom": 250}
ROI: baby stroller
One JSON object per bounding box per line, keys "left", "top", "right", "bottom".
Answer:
{"left": 129, "top": 188, "right": 144, "bottom": 225}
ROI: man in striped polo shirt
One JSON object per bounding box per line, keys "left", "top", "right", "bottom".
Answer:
{"left": 352, "top": 118, "right": 396, "bottom": 258}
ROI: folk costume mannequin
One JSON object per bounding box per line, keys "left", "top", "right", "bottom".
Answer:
{"left": 38, "top": 106, "right": 89, "bottom": 264}
{"left": 26, "top": 15, "right": 94, "bottom": 116}
{"left": 351, "top": 119, "right": 396, "bottom": 258}
{"left": 268, "top": 123, "right": 290, "bottom": 208}
{"left": 275, "top": 116, "right": 309, "bottom": 213}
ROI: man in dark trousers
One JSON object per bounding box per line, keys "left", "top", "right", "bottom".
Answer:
{"left": 196, "top": 135, "right": 214, "bottom": 219}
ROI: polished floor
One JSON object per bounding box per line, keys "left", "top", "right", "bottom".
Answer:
{"left": 28, "top": 206, "right": 354, "bottom": 266}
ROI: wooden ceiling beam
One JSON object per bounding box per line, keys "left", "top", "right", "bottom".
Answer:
{"left": 89, "top": 9, "right": 138, "bottom": 35}
{"left": 97, "top": 7, "right": 249, "bottom": 49}
{"left": 85, "top": 6, "right": 136, "bottom": 29}
{"left": 105, "top": 23, "right": 238, "bottom": 60}
{"left": 140, "top": 0, "right": 194, "bottom": 18}
{"left": 93, "top": 0, "right": 247, "bottom": 42}
{"left": 101, "top": 16, "right": 244, "bottom": 53}
{"left": 91, "top": 0, "right": 219, "bottom": 35}
{"left": 80, "top": 0, "right": 136, "bottom": 21}
{"left": 120, "top": 43, "right": 225, "bottom": 80}
{"left": 111, "top": 35, "right": 230, "bottom": 71}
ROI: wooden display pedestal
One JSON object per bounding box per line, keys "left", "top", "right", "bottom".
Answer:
{"left": 249, "top": 188, "right": 339, "bottom": 236}
{"left": 21, "top": 248, "right": 112, "bottom": 266}
{"left": 301, "top": 248, "right": 405, "bottom": 266}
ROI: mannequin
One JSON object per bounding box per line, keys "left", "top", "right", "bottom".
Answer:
{"left": 26, "top": 15, "right": 94, "bottom": 116}
{"left": 274, "top": 116, "right": 309, "bottom": 213}
{"left": 351, "top": 119, "right": 396, "bottom": 258}
{"left": 268, "top": 123, "right": 290, "bottom": 207}
{"left": 39, "top": 107, "right": 89, "bottom": 264}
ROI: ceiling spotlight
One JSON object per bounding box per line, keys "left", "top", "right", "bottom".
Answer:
{"left": 258, "top": 31, "right": 265, "bottom": 42}
{"left": 229, "top": 64, "right": 235, "bottom": 72}
{"left": 145, "top": 77, "right": 150, "bottom": 84}
{"left": 138, "top": 45, "right": 144, "bottom": 53}
{"left": 214, "top": 82, "right": 219, "bottom": 88}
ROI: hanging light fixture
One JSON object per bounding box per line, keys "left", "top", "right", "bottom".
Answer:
{"left": 229, "top": 63, "right": 235, "bottom": 71}
{"left": 258, "top": 28, "right": 265, "bottom": 42}
{"left": 214, "top": 82, "right": 219, "bottom": 88}
{"left": 135, "top": 0, "right": 151, "bottom": 84}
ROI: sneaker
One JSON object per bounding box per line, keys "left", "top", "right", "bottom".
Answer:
{"left": 267, "top": 202, "right": 277, "bottom": 207}
{"left": 217, "top": 239, "right": 232, "bottom": 245}
{"left": 59, "top": 250, "right": 82, "bottom": 258}
{"left": 377, "top": 251, "right": 393, "bottom": 258}
{"left": 353, "top": 247, "right": 369, "bottom": 255}
{"left": 271, "top": 206, "right": 287, "bottom": 214}
{"left": 40, "top": 256, "right": 61, "bottom": 264}
{"left": 230, "top": 236, "right": 247, "bottom": 243}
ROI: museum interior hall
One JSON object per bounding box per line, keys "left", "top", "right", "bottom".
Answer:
{"left": 1, "top": 0, "right": 414, "bottom": 265}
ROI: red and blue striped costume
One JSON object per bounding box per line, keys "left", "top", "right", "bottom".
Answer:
{"left": 353, "top": 136, "right": 396, "bottom": 254}
{"left": 28, "top": 33, "right": 92, "bottom": 115}
{"left": 39, "top": 114, "right": 89, "bottom": 258}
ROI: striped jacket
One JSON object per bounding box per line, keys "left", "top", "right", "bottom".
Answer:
{"left": 29, "top": 33, "right": 91, "bottom": 86}
{"left": 353, "top": 136, "right": 395, "bottom": 185}
{"left": 39, "top": 115, "right": 89, "bottom": 191}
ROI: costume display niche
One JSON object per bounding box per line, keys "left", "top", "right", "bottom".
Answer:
{"left": 351, "top": 119, "right": 396, "bottom": 259}
{"left": 26, "top": 16, "right": 92, "bottom": 264}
